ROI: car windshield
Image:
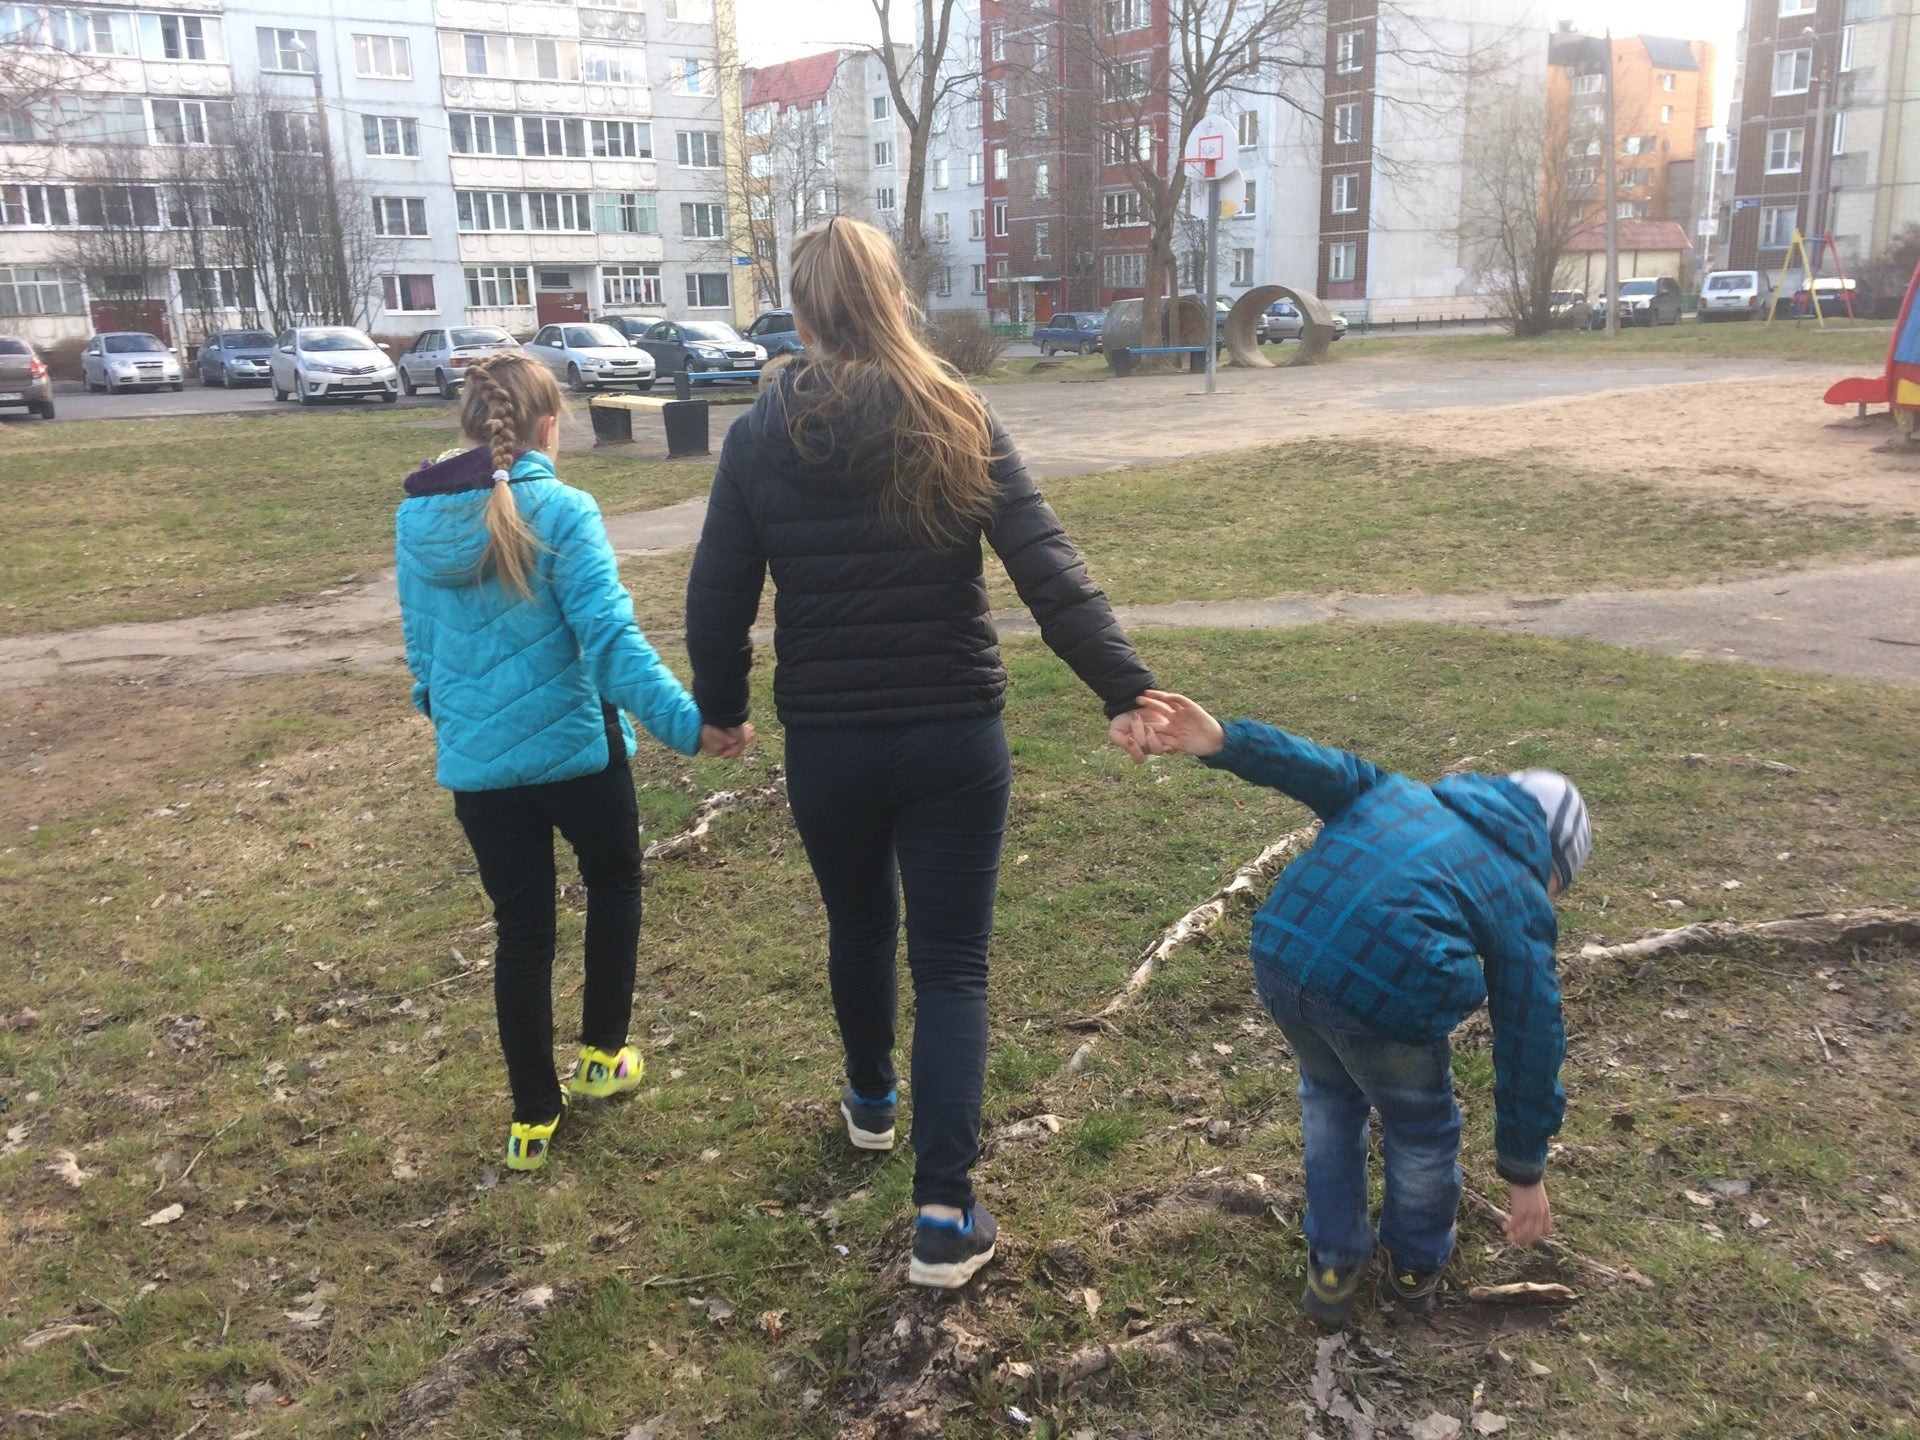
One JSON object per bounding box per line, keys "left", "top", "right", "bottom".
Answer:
{"left": 301, "top": 329, "right": 377, "bottom": 352}
{"left": 1706, "top": 274, "right": 1753, "bottom": 291}
{"left": 1550, "top": 292, "right": 1580, "bottom": 304}
{"left": 225, "top": 331, "right": 275, "bottom": 348}
{"left": 756, "top": 315, "right": 794, "bottom": 332}
{"left": 1619, "top": 280, "right": 1658, "bottom": 296}
{"left": 0, "top": 338, "right": 28, "bottom": 355}
{"left": 682, "top": 322, "right": 744, "bottom": 343}
{"left": 104, "top": 334, "right": 167, "bottom": 353}
{"left": 451, "top": 328, "right": 512, "bottom": 347}
{"left": 565, "top": 325, "right": 628, "bottom": 348}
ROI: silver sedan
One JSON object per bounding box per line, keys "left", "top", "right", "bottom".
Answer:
{"left": 397, "top": 326, "right": 520, "bottom": 397}
{"left": 82, "top": 332, "right": 184, "bottom": 392}
{"left": 524, "top": 322, "right": 655, "bottom": 392}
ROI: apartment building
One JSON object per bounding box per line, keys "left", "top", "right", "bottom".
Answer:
{"left": 0, "top": 0, "right": 734, "bottom": 349}
{"left": 1547, "top": 30, "right": 1716, "bottom": 231}
{"left": 920, "top": 5, "right": 986, "bottom": 313}
{"left": 738, "top": 46, "right": 905, "bottom": 311}
{"left": 1726, "top": 0, "right": 1918, "bottom": 282}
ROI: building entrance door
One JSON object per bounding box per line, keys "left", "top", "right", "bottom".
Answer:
{"left": 535, "top": 269, "right": 590, "bottom": 325}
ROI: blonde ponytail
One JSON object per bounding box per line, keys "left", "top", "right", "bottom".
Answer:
{"left": 458, "top": 352, "right": 563, "bottom": 596}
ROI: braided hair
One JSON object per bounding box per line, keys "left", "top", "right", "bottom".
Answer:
{"left": 457, "top": 352, "right": 562, "bottom": 596}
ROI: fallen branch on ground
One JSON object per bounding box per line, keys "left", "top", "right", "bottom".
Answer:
{"left": 643, "top": 768, "right": 787, "bottom": 861}
{"left": 1460, "top": 1189, "right": 1654, "bottom": 1290}
{"left": 995, "top": 1320, "right": 1237, "bottom": 1392}
{"left": 1576, "top": 908, "right": 1920, "bottom": 965}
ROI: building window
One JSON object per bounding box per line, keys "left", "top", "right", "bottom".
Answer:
{"left": 676, "top": 130, "right": 723, "bottom": 167}
{"left": 1759, "top": 204, "right": 1796, "bottom": 248}
{"left": 465, "top": 265, "right": 532, "bottom": 307}
{"left": 1335, "top": 29, "right": 1364, "bottom": 74}
{"left": 1232, "top": 247, "right": 1254, "bottom": 285}
{"left": 1033, "top": 163, "right": 1049, "bottom": 199}
{"left": 268, "top": 111, "right": 320, "bottom": 153}
{"left": 444, "top": 33, "right": 570, "bottom": 80}
{"left": 143, "top": 13, "right": 220, "bottom": 62}
{"left": 1237, "top": 111, "right": 1259, "bottom": 148}
{"left": 149, "top": 99, "right": 230, "bottom": 146}
{"left": 0, "top": 266, "right": 84, "bottom": 316}
{"left": 257, "top": 27, "right": 316, "bottom": 73}
{"left": 992, "top": 146, "right": 1007, "bottom": 180}
{"left": 936, "top": 266, "right": 952, "bottom": 297}
{"left": 0, "top": 185, "right": 70, "bottom": 228}
{"left": 686, "top": 271, "right": 730, "bottom": 307}
{"left": 971, "top": 264, "right": 986, "bottom": 294}
{"left": 932, "top": 157, "right": 949, "bottom": 189}
{"left": 1765, "top": 127, "right": 1803, "bottom": 174}
{"left": 177, "top": 267, "right": 255, "bottom": 310}
{"left": 968, "top": 152, "right": 985, "bottom": 185}
{"left": 1573, "top": 104, "right": 1603, "bottom": 128}
{"left": 1105, "top": 0, "right": 1147, "bottom": 33}
{"left": 933, "top": 211, "right": 950, "bottom": 240}
{"left": 1333, "top": 102, "right": 1361, "bottom": 145}
{"left": 874, "top": 139, "right": 894, "bottom": 166}
{"left": 1034, "top": 96, "right": 1052, "bottom": 135}
{"left": 988, "top": 86, "right": 1006, "bottom": 123}
{"left": 1832, "top": 110, "right": 1847, "bottom": 155}
{"left": 1840, "top": 25, "right": 1854, "bottom": 72}
{"left": 583, "top": 44, "right": 645, "bottom": 84}
{"left": 381, "top": 274, "right": 436, "bottom": 313}
{"left": 1105, "top": 125, "right": 1152, "bottom": 165}
{"left": 677, "top": 58, "right": 715, "bottom": 94}
{"left": 363, "top": 115, "right": 421, "bottom": 157}
{"left": 1034, "top": 220, "right": 1050, "bottom": 257}
{"left": 992, "top": 200, "right": 1007, "bottom": 236}
{"left": 875, "top": 186, "right": 896, "bottom": 212}
{"left": 373, "top": 196, "right": 428, "bottom": 237}
{"left": 592, "top": 119, "right": 652, "bottom": 159}
{"left": 1617, "top": 199, "right": 1647, "bottom": 218}
{"left": 1241, "top": 179, "right": 1256, "bottom": 217}
{"left": 1660, "top": 105, "right": 1673, "bottom": 123}
{"left": 451, "top": 113, "right": 518, "bottom": 156}
{"left": 1778, "top": 0, "right": 1814, "bottom": 14}
{"left": 353, "top": 33, "right": 411, "bottom": 79}
{"left": 969, "top": 207, "right": 985, "bottom": 239}
{"left": 1328, "top": 241, "right": 1357, "bottom": 281}
{"left": 1661, "top": 71, "right": 1676, "bottom": 91}
{"left": 1104, "top": 59, "right": 1150, "bottom": 101}
{"left": 1101, "top": 252, "right": 1145, "bottom": 289}
{"left": 1772, "top": 48, "right": 1811, "bottom": 96}
{"left": 603, "top": 263, "right": 662, "bottom": 306}
{"left": 873, "top": 94, "right": 890, "bottom": 120}
{"left": 1032, "top": 33, "right": 1051, "bottom": 70}
{"left": 524, "top": 116, "right": 587, "bottom": 158}
{"left": 594, "top": 191, "right": 659, "bottom": 233}
{"left": 1101, "top": 190, "right": 1142, "bottom": 227}
{"left": 1571, "top": 72, "right": 1602, "bottom": 95}
{"left": 1332, "top": 172, "right": 1361, "bottom": 213}
{"left": 680, "top": 201, "right": 726, "bottom": 238}
{"left": 987, "top": 23, "right": 1003, "bottom": 60}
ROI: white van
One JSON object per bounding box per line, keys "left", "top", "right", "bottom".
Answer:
{"left": 1697, "top": 270, "right": 1773, "bottom": 322}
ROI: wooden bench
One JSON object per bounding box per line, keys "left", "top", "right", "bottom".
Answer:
{"left": 589, "top": 381, "right": 759, "bottom": 457}
{"left": 1106, "top": 345, "right": 1211, "bottom": 377}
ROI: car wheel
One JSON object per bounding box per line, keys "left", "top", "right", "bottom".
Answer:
{"left": 1040, "top": 343, "right": 1054, "bottom": 357}
{"left": 297, "top": 388, "right": 315, "bottom": 406}
{"left": 380, "top": 391, "right": 398, "bottom": 405}
{"left": 400, "top": 368, "right": 417, "bottom": 396}
{"left": 170, "top": 381, "right": 184, "bottom": 392}
{"left": 636, "top": 380, "right": 654, "bottom": 393}
{"left": 438, "top": 369, "right": 460, "bottom": 396}
{"left": 567, "top": 363, "right": 584, "bottom": 391}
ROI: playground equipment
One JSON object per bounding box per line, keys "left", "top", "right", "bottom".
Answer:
{"left": 1223, "top": 286, "right": 1339, "bottom": 368}
{"left": 1101, "top": 295, "right": 1211, "bottom": 376}
{"left": 1822, "top": 256, "right": 1920, "bottom": 433}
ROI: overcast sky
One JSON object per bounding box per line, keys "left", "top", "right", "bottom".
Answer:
{"left": 733, "top": 0, "right": 1745, "bottom": 128}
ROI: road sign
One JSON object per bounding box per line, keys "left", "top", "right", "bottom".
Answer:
{"left": 1696, "top": 217, "right": 1718, "bottom": 237}
{"left": 732, "top": 254, "right": 753, "bottom": 266}
{"left": 1732, "top": 197, "right": 1759, "bottom": 211}
{"left": 1182, "top": 116, "right": 1239, "bottom": 185}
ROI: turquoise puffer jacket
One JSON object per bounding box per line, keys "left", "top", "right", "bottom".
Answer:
{"left": 396, "top": 447, "right": 701, "bottom": 790}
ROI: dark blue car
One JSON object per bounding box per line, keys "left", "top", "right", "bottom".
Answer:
{"left": 745, "top": 309, "right": 805, "bottom": 358}
{"left": 1033, "top": 311, "right": 1105, "bottom": 356}
{"left": 197, "top": 329, "right": 277, "bottom": 387}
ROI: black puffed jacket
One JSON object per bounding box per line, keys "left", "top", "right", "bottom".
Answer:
{"left": 684, "top": 364, "right": 1154, "bottom": 730}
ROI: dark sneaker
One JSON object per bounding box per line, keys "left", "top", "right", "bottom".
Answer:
{"left": 1383, "top": 1264, "right": 1443, "bottom": 1315}
{"left": 908, "top": 1204, "right": 999, "bottom": 1289}
{"left": 840, "top": 1083, "right": 897, "bottom": 1152}
{"left": 1301, "top": 1256, "right": 1365, "bottom": 1331}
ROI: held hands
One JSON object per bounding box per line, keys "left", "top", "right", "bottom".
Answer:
{"left": 1503, "top": 1181, "right": 1553, "bottom": 1247}
{"left": 699, "top": 722, "right": 755, "bottom": 759}
{"left": 1108, "top": 690, "right": 1228, "bottom": 763}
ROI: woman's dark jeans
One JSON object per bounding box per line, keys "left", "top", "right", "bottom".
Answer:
{"left": 784, "top": 715, "right": 1012, "bottom": 1210}
{"left": 453, "top": 739, "right": 643, "bottom": 1124}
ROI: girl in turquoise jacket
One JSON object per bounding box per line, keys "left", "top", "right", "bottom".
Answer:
{"left": 396, "top": 352, "right": 749, "bottom": 1171}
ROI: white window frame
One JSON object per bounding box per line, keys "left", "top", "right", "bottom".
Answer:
{"left": 1236, "top": 111, "right": 1258, "bottom": 148}
{"left": 684, "top": 271, "right": 730, "bottom": 307}
{"left": 380, "top": 273, "right": 437, "bottom": 314}
{"left": 583, "top": 44, "right": 644, "bottom": 85}
{"left": 971, "top": 263, "right": 986, "bottom": 294}
{"left": 602, "top": 263, "right": 662, "bottom": 307}
{"left": 352, "top": 33, "right": 412, "bottom": 80}
{"left": 676, "top": 130, "right": 723, "bottom": 168}
{"left": 991, "top": 200, "right": 1007, "bottom": 237}
{"left": 874, "top": 139, "right": 894, "bottom": 166}
{"left": 1765, "top": 127, "right": 1804, "bottom": 174}
{"left": 1241, "top": 179, "right": 1256, "bottom": 217}
{"left": 1332, "top": 172, "right": 1361, "bottom": 213}
{"left": 465, "top": 264, "right": 532, "bottom": 308}
{"left": 1839, "top": 26, "right": 1854, "bottom": 72}
{"left": 1328, "top": 241, "right": 1357, "bottom": 282}
{"left": 992, "top": 145, "right": 1007, "bottom": 180}
{"left": 1335, "top": 29, "right": 1364, "bottom": 74}
{"left": 1101, "top": 189, "right": 1142, "bottom": 228}
{"left": 931, "top": 157, "right": 949, "bottom": 190}
{"left": 679, "top": 200, "right": 726, "bottom": 238}
{"left": 872, "top": 95, "right": 890, "bottom": 120}
{"left": 1778, "top": 0, "right": 1815, "bottom": 15}
{"left": 1772, "top": 48, "right": 1811, "bottom": 97}
{"left": 1660, "top": 105, "right": 1673, "bottom": 124}
{"left": 363, "top": 115, "right": 420, "bottom": 158}
{"left": 1033, "top": 220, "right": 1050, "bottom": 257}
{"left": 875, "top": 185, "right": 896, "bottom": 212}
{"left": 1231, "top": 247, "right": 1254, "bottom": 285}
{"left": 372, "top": 195, "right": 428, "bottom": 237}
{"left": 968, "top": 152, "right": 985, "bottom": 185}
{"left": 258, "top": 27, "right": 316, "bottom": 74}
{"left": 969, "top": 208, "right": 984, "bottom": 239}
{"left": 1033, "top": 162, "right": 1049, "bottom": 199}
{"left": 1333, "top": 102, "right": 1360, "bottom": 145}
{"left": 1831, "top": 110, "right": 1847, "bottom": 155}
{"left": 1759, "top": 204, "right": 1796, "bottom": 248}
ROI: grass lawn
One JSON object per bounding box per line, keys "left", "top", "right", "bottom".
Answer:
{"left": 1350, "top": 318, "right": 1891, "bottom": 367}
{"left": 3, "top": 624, "right": 1917, "bottom": 1437}
{"left": 5, "top": 411, "right": 708, "bottom": 637}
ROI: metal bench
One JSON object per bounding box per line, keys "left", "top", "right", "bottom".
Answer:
{"left": 1106, "top": 345, "right": 1211, "bottom": 377}
{"left": 588, "top": 372, "right": 761, "bottom": 457}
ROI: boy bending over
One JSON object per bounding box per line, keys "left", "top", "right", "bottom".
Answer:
{"left": 1141, "top": 691, "right": 1590, "bottom": 1329}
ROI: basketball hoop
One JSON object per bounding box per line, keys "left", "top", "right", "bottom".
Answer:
{"left": 1181, "top": 117, "right": 1239, "bottom": 186}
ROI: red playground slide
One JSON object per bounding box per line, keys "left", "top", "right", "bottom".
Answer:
{"left": 1825, "top": 258, "right": 1920, "bottom": 426}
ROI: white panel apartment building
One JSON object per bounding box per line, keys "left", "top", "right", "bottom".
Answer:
{"left": 919, "top": 1, "right": 985, "bottom": 313}
{"left": 0, "top": 0, "right": 731, "bottom": 350}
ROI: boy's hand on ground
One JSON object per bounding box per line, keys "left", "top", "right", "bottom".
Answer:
{"left": 699, "top": 722, "right": 754, "bottom": 759}
{"left": 1140, "top": 690, "right": 1225, "bottom": 757}
{"left": 1503, "top": 1181, "right": 1552, "bottom": 1247}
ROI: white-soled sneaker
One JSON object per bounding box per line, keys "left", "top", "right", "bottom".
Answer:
{"left": 907, "top": 1204, "right": 999, "bottom": 1289}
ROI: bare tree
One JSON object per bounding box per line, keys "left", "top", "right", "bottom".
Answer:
{"left": 0, "top": 19, "right": 115, "bottom": 179}
{"left": 867, "top": 2, "right": 972, "bottom": 298}
{"left": 53, "top": 146, "right": 171, "bottom": 333}
{"left": 743, "top": 97, "right": 841, "bottom": 307}
{"left": 1460, "top": 80, "right": 1582, "bottom": 336}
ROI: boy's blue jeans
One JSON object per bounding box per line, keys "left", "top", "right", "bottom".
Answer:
{"left": 1255, "top": 964, "right": 1463, "bottom": 1276}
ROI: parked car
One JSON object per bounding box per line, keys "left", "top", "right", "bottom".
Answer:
{"left": 1548, "top": 290, "right": 1587, "bottom": 328}
{"left": 269, "top": 326, "right": 399, "bottom": 405}
{"left": 631, "top": 319, "right": 764, "bottom": 380}
{"left": 1789, "top": 277, "right": 1861, "bottom": 317}
{"left": 593, "top": 314, "right": 666, "bottom": 344}
{"left": 397, "top": 326, "right": 519, "bottom": 397}
{"left": 82, "top": 332, "right": 184, "bottom": 392}
{"left": 196, "top": 329, "right": 276, "bottom": 387}
{"left": 525, "top": 322, "right": 656, "bottom": 392}
{"left": 1032, "top": 311, "right": 1105, "bottom": 356}
{"left": 1262, "top": 299, "right": 1350, "bottom": 343}
{"left": 745, "top": 309, "right": 806, "bottom": 359}
{"left": 1589, "top": 276, "right": 1683, "bottom": 328}
{"left": 1697, "top": 270, "right": 1772, "bottom": 322}
{"left": 0, "top": 335, "right": 54, "bottom": 419}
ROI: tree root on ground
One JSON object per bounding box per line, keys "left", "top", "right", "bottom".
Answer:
{"left": 386, "top": 1284, "right": 575, "bottom": 1436}
{"left": 642, "top": 768, "right": 787, "bottom": 861}
{"left": 1576, "top": 908, "right": 1920, "bottom": 964}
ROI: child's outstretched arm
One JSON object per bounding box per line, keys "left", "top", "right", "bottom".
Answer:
{"left": 1142, "top": 690, "right": 1391, "bottom": 821}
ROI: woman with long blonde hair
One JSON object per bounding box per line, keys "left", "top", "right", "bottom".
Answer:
{"left": 685, "top": 218, "right": 1160, "bottom": 1287}
{"left": 396, "top": 352, "right": 749, "bottom": 1173}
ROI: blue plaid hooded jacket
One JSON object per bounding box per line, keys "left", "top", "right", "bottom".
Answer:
{"left": 1204, "top": 719, "right": 1566, "bottom": 1184}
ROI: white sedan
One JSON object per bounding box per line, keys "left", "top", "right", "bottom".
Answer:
{"left": 270, "top": 326, "right": 400, "bottom": 405}
{"left": 524, "top": 322, "right": 656, "bottom": 392}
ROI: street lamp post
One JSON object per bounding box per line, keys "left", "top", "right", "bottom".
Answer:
{"left": 286, "top": 35, "right": 354, "bottom": 325}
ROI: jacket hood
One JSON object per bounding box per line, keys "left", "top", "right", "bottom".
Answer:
{"left": 1431, "top": 773, "right": 1553, "bottom": 887}
{"left": 396, "top": 447, "right": 553, "bottom": 590}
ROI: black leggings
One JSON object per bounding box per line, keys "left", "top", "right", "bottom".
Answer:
{"left": 453, "top": 740, "right": 643, "bottom": 1123}
{"left": 784, "top": 715, "right": 1012, "bottom": 1210}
